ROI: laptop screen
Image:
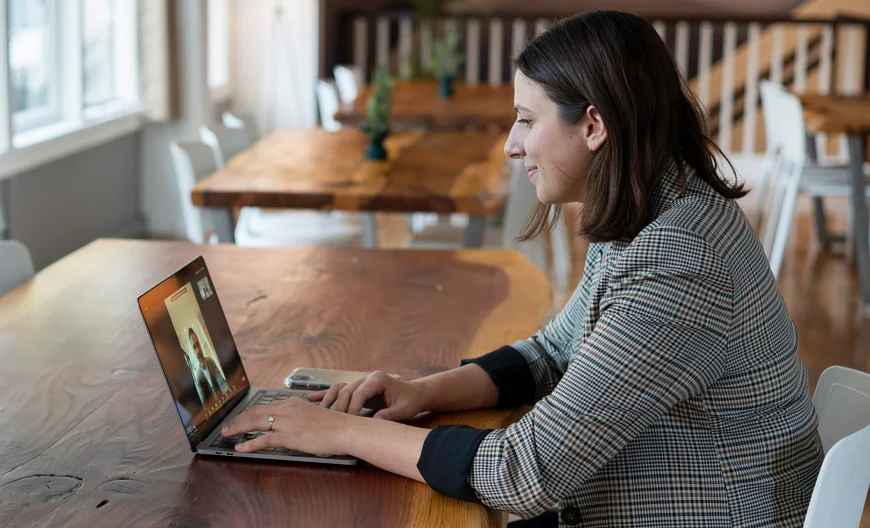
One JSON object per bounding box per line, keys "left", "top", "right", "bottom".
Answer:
{"left": 138, "top": 256, "right": 249, "bottom": 449}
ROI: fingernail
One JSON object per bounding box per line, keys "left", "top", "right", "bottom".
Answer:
{"left": 235, "top": 444, "right": 245, "bottom": 452}
{"left": 221, "top": 425, "right": 229, "bottom": 434}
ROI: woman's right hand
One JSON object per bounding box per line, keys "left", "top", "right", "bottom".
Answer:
{"left": 306, "top": 371, "right": 429, "bottom": 422}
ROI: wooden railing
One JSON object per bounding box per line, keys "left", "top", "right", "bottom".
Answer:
{"left": 324, "top": 9, "right": 869, "bottom": 158}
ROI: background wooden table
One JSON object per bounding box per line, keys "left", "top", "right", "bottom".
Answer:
{"left": 798, "top": 94, "right": 870, "bottom": 311}
{"left": 335, "top": 80, "right": 516, "bottom": 130}
{"left": 0, "top": 239, "right": 550, "bottom": 528}
{"left": 192, "top": 128, "right": 511, "bottom": 248}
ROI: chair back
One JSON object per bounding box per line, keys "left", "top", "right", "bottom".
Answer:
{"left": 222, "top": 112, "right": 260, "bottom": 142}
{"left": 803, "top": 366, "right": 870, "bottom": 527}
{"left": 758, "top": 81, "right": 808, "bottom": 277}
{"left": 813, "top": 366, "right": 870, "bottom": 453}
{"left": 333, "top": 65, "right": 362, "bottom": 104}
{"left": 316, "top": 80, "right": 342, "bottom": 132}
{"left": 169, "top": 141, "right": 234, "bottom": 244}
{"left": 199, "top": 125, "right": 252, "bottom": 168}
{"left": 803, "top": 422, "right": 870, "bottom": 527}
{"left": 0, "top": 240, "right": 35, "bottom": 297}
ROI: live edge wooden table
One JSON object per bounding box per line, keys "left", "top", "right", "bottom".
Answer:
{"left": 192, "top": 128, "right": 511, "bottom": 249}
{"left": 0, "top": 239, "right": 550, "bottom": 528}
{"left": 334, "top": 80, "right": 516, "bottom": 130}
{"left": 798, "top": 94, "right": 870, "bottom": 311}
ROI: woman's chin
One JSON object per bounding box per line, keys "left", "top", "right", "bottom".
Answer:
{"left": 535, "top": 191, "right": 555, "bottom": 205}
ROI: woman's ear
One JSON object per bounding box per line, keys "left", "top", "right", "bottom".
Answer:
{"left": 584, "top": 106, "right": 607, "bottom": 152}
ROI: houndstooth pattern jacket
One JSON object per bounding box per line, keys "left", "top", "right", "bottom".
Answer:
{"left": 418, "top": 162, "right": 824, "bottom": 527}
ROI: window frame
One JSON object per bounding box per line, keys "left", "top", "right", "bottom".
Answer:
{"left": 0, "top": 0, "right": 141, "bottom": 176}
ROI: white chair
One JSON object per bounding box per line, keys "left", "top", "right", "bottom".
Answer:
{"left": 803, "top": 366, "right": 870, "bottom": 527}
{"left": 333, "top": 64, "right": 363, "bottom": 104}
{"left": 757, "top": 82, "right": 870, "bottom": 278}
{"left": 199, "top": 125, "right": 251, "bottom": 168}
{"left": 316, "top": 80, "right": 342, "bottom": 132}
{"left": 813, "top": 366, "right": 870, "bottom": 453}
{"left": 0, "top": 240, "right": 35, "bottom": 297}
{"left": 411, "top": 159, "right": 570, "bottom": 284}
{"left": 169, "top": 141, "right": 236, "bottom": 244}
{"left": 222, "top": 112, "right": 259, "bottom": 143}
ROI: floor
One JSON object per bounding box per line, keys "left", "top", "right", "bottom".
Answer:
{"left": 376, "top": 194, "right": 870, "bottom": 525}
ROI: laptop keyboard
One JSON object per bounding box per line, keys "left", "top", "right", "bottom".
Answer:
{"left": 209, "top": 389, "right": 310, "bottom": 452}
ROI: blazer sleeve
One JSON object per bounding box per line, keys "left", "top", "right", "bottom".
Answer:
{"left": 436, "top": 228, "right": 734, "bottom": 517}
{"left": 462, "top": 245, "right": 606, "bottom": 407}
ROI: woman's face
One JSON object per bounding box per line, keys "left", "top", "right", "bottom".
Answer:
{"left": 504, "top": 71, "right": 607, "bottom": 204}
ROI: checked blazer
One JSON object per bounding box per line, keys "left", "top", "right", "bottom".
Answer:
{"left": 417, "top": 161, "right": 824, "bottom": 527}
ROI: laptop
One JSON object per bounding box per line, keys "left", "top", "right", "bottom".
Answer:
{"left": 138, "top": 255, "right": 377, "bottom": 465}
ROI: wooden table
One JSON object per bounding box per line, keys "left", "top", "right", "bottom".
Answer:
{"left": 334, "top": 80, "right": 516, "bottom": 130}
{"left": 0, "top": 239, "right": 550, "bottom": 528}
{"left": 799, "top": 94, "right": 870, "bottom": 310}
{"left": 192, "top": 128, "right": 511, "bottom": 248}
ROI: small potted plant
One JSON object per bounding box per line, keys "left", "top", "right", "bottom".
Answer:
{"left": 362, "top": 62, "right": 394, "bottom": 160}
{"left": 431, "top": 28, "right": 463, "bottom": 98}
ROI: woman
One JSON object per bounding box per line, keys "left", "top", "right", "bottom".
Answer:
{"left": 222, "top": 11, "right": 824, "bottom": 527}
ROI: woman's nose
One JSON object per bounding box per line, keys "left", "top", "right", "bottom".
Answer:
{"left": 504, "top": 127, "right": 524, "bottom": 159}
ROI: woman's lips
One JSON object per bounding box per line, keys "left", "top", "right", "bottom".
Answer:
{"left": 527, "top": 166, "right": 538, "bottom": 180}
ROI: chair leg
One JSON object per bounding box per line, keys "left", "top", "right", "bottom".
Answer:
{"left": 812, "top": 197, "right": 831, "bottom": 245}
{"left": 362, "top": 212, "right": 379, "bottom": 248}
{"left": 463, "top": 215, "right": 486, "bottom": 248}
{"left": 754, "top": 156, "right": 776, "bottom": 227}
{"left": 811, "top": 196, "right": 847, "bottom": 247}
{"left": 768, "top": 167, "right": 802, "bottom": 278}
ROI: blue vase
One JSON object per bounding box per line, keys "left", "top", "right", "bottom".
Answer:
{"left": 364, "top": 132, "right": 389, "bottom": 160}
{"left": 438, "top": 76, "right": 454, "bottom": 98}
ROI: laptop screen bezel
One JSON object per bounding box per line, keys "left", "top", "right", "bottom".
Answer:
{"left": 137, "top": 255, "right": 251, "bottom": 451}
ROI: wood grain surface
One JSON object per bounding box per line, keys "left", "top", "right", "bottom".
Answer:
{"left": 0, "top": 239, "right": 550, "bottom": 528}
{"left": 334, "top": 80, "right": 516, "bottom": 129}
{"left": 191, "top": 128, "right": 511, "bottom": 216}
{"left": 798, "top": 94, "right": 870, "bottom": 134}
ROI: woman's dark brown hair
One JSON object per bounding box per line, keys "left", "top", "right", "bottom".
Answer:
{"left": 516, "top": 10, "right": 747, "bottom": 242}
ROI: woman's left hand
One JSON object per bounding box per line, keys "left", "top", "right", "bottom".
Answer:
{"left": 220, "top": 397, "right": 355, "bottom": 456}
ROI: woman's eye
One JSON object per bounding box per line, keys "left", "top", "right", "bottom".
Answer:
{"left": 517, "top": 119, "right": 531, "bottom": 126}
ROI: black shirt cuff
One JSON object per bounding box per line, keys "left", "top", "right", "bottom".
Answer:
{"left": 417, "top": 425, "right": 493, "bottom": 502}
{"left": 461, "top": 345, "right": 535, "bottom": 407}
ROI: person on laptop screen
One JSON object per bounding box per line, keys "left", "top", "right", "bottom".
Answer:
{"left": 190, "top": 327, "right": 228, "bottom": 400}
{"left": 221, "top": 11, "right": 823, "bottom": 528}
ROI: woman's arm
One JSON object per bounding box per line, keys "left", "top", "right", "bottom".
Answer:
{"left": 414, "top": 363, "right": 499, "bottom": 412}
{"left": 418, "top": 228, "right": 735, "bottom": 517}
{"left": 340, "top": 415, "right": 430, "bottom": 481}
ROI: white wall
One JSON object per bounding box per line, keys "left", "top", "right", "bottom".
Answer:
{"left": 140, "top": 0, "right": 214, "bottom": 239}
{"left": 229, "top": 0, "right": 319, "bottom": 132}
{"left": 6, "top": 133, "right": 144, "bottom": 270}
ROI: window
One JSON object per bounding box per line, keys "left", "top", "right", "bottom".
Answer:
{"left": 82, "top": 0, "right": 138, "bottom": 113}
{"left": 83, "top": 0, "right": 116, "bottom": 107}
{"left": 0, "top": 0, "right": 140, "bottom": 154}
{"left": 9, "top": 0, "right": 60, "bottom": 131}
{"left": 207, "top": 0, "right": 230, "bottom": 97}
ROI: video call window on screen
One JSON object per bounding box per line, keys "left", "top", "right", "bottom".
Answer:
{"left": 198, "top": 276, "right": 214, "bottom": 300}
{"left": 165, "top": 280, "right": 230, "bottom": 420}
